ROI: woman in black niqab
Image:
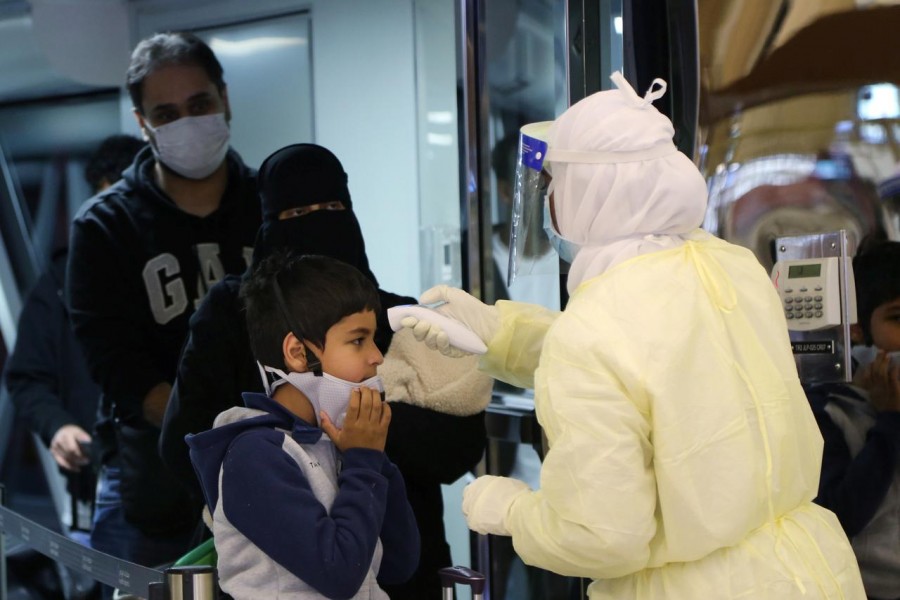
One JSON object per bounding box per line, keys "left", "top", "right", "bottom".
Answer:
{"left": 161, "top": 143, "right": 487, "bottom": 599}
{"left": 253, "top": 144, "right": 373, "bottom": 275}
{"left": 251, "top": 143, "right": 409, "bottom": 353}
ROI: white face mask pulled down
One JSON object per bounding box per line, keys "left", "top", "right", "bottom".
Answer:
{"left": 258, "top": 364, "right": 384, "bottom": 429}
{"left": 144, "top": 113, "right": 230, "bottom": 179}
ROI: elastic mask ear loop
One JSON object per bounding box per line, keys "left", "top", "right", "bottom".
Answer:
{"left": 271, "top": 275, "right": 323, "bottom": 376}
{"left": 257, "top": 361, "right": 272, "bottom": 395}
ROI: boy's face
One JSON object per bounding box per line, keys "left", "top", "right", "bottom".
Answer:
{"left": 868, "top": 297, "right": 900, "bottom": 352}
{"left": 314, "top": 309, "right": 383, "bottom": 382}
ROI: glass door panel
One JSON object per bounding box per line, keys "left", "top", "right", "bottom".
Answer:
{"left": 470, "top": 1, "right": 624, "bottom": 598}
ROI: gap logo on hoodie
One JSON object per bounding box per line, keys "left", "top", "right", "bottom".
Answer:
{"left": 143, "top": 244, "right": 253, "bottom": 324}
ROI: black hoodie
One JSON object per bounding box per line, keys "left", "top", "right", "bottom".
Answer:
{"left": 66, "top": 145, "right": 261, "bottom": 455}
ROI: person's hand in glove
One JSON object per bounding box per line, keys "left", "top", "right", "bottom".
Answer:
{"left": 401, "top": 285, "right": 500, "bottom": 357}
{"left": 462, "top": 475, "right": 530, "bottom": 536}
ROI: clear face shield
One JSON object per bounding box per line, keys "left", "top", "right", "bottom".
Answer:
{"left": 508, "top": 121, "right": 555, "bottom": 286}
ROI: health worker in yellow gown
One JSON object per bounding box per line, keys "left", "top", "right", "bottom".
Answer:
{"left": 401, "top": 72, "right": 866, "bottom": 600}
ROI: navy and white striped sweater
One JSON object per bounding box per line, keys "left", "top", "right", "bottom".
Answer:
{"left": 187, "top": 392, "right": 420, "bottom": 599}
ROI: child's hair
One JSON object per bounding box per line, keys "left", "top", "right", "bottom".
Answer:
{"left": 853, "top": 231, "right": 900, "bottom": 344}
{"left": 84, "top": 134, "right": 145, "bottom": 193}
{"left": 240, "top": 251, "right": 381, "bottom": 369}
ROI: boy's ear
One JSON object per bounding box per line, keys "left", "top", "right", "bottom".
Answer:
{"left": 850, "top": 323, "right": 865, "bottom": 345}
{"left": 282, "top": 332, "right": 323, "bottom": 373}
{"left": 282, "top": 332, "right": 308, "bottom": 373}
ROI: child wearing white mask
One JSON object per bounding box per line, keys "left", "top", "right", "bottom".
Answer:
{"left": 807, "top": 234, "right": 900, "bottom": 600}
{"left": 187, "top": 252, "right": 419, "bottom": 600}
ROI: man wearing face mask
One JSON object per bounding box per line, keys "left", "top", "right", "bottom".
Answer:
{"left": 66, "top": 31, "right": 260, "bottom": 581}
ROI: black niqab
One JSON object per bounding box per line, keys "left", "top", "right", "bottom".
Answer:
{"left": 252, "top": 143, "right": 376, "bottom": 285}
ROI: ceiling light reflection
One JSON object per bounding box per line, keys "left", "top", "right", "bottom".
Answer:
{"left": 209, "top": 36, "right": 307, "bottom": 56}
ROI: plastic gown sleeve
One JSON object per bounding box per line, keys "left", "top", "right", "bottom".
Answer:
{"left": 479, "top": 300, "right": 559, "bottom": 389}
{"left": 499, "top": 304, "right": 657, "bottom": 580}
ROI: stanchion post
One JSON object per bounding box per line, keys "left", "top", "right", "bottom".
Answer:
{"left": 165, "top": 564, "right": 218, "bottom": 600}
{"left": 147, "top": 580, "right": 169, "bottom": 600}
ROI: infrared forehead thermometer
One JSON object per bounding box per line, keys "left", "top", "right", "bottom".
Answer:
{"left": 386, "top": 304, "right": 487, "bottom": 355}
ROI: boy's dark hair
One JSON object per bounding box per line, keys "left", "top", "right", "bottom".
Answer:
{"left": 84, "top": 134, "right": 145, "bottom": 193}
{"left": 240, "top": 251, "right": 381, "bottom": 370}
{"left": 853, "top": 231, "right": 900, "bottom": 344}
{"left": 127, "top": 31, "right": 225, "bottom": 114}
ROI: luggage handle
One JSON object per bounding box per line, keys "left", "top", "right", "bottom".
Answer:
{"left": 439, "top": 566, "right": 485, "bottom": 600}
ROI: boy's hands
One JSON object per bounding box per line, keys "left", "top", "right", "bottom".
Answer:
{"left": 854, "top": 350, "right": 900, "bottom": 413}
{"left": 320, "top": 387, "right": 391, "bottom": 453}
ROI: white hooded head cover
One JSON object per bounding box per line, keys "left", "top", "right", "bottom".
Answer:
{"left": 548, "top": 72, "right": 708, "bottom": 294}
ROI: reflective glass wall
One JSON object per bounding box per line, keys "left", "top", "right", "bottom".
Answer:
{"left": 474, "top": 2, "right": 568, "bottom": 594}
{"left": 467, "top": 1, "right": 623, "bottom": 597}
{"left": 698, "top": 1, "right": 900, "bottom": 271}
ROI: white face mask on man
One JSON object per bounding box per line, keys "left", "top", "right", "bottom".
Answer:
{"left": 145, "top": 113, "right": 230, "bottom": 179}
{"left": 258, "top": 364, "right": 384, "bottom": 429}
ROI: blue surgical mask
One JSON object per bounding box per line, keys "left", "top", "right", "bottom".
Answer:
{"left": 543, "top": 195, "right": 579, "bottom": 263}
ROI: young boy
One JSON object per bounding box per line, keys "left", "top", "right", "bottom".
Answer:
{"left": 808, "top": 235, "right": 900, "bottom": 600}
{"left": 187, "top": 252, "right": 420, "bottom": 599}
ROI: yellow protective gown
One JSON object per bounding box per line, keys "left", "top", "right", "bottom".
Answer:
{"left": 480, "top": 230, "right": 864, "bottom": 599}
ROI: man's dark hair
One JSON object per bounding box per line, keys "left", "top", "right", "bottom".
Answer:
{"left": 240, "top": 251, "right": 381, "bottom": 370}
{"left": 84, "top": 134, "right": 146, "bottom": 193}
{"left": 127, "top": 31, "right": 225, "bottom": 114}
{"left": 853, "top": 231, "right": 900, "bottom": 344}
